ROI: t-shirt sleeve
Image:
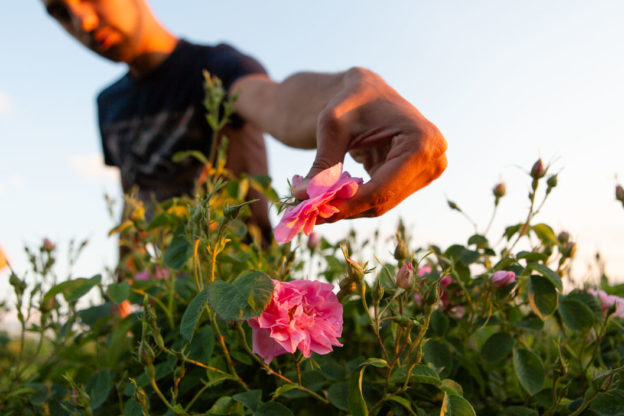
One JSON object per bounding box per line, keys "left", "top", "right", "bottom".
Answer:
{"left": 209, "top": 43, "right": 268, "bottom": 92}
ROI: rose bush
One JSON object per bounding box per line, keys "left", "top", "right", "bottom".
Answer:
{"left": 1, "top": 76, "right": 624, "bottom": 415}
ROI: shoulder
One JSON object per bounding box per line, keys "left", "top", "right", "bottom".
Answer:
{"left": 96, "top": 73, "right": 131, "bottom": 108}
{"left": 181, "top": 39, "right": 268, "bottom": 90}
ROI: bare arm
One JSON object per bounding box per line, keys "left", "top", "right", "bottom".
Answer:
{"left": 230, "top": 71, "right": 346, "bottom": 149}
{"left": 230, "top": 67, "right": 448, "bottom": 220}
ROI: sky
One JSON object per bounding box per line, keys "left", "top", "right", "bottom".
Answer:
{"left": 2, "top": 1, "right": 624, "bottom": 300}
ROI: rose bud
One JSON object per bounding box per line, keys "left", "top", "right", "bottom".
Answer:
{"left": 396, "top": 263, "right": 414, "bottom": 289}
{"left": 43, "top": 238, "right": 55, "bottom": 251}
{"left": 492, "top": 182, "right": 506, "bottom": 198}
{"left": 530, "top": 159, "right": 546, "bottom": 179}
{"left": 557, "top": 231, "right": 570, "bottom": 244}
{"left": 491, "top": 270, "right": 516, "bottom": 288}
{"left": 616, "top": 184, "right": 624, "bottom": 203}
{"left": 307, "top": 232, "right": 321, "bottom": 251}
{"left": 562, "top": 242, "right": 577, "bottom": 258}
{"left": 547, "top": 174, "right": 558, "bottom": 188}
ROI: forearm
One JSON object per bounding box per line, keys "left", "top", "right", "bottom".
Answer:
{"left": 231, "top": 70, "right": 349, "bottom": 149}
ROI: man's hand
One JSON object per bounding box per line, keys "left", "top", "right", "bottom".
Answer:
{"left": 293, "top": 67, "right": 447, "bottom": 221}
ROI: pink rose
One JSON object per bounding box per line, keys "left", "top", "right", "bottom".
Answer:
{"left": 396, "top": 263, "right": 414, "bottom": 289}
{"left": 589, "top": 289, "right": 624, "bottom": 318}
{"left": 440, "top": 274, "right": 453, "bottom": 287}
{"left": 247, "top": 279, "right": 343, "bottom": 363}
{"left": 418, "top": 266, "right": 432, "bottom": 278}
{"left": 134, "top": 266, "right": 170, "bottom": 281}
{"left": 447, "top": 305, "right": 465, "bottom": 319}
{"left": 491, "top": 271, "right": 516, "bottom": 288}
{"left": 274, "top": 163, "right": 363, "bottom": 244}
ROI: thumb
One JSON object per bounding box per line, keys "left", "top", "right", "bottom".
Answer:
{"left": 293, "top": 112, "right": 349, "bottom": 199}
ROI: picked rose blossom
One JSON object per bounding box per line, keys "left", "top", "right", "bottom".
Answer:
{"left": 491, "top": 270, "right": 516, "bottom": 288}
{"left": 247, "top": 279, "right": 343, "bottom": 364}
{"left": 274, "top": 163, "right": 363, "bottom": 244}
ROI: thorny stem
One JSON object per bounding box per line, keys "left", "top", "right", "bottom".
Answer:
{"left": 583, "top": 313, "right": 611, "bottom": 375}
{"left": 150, "top": 376, "right": 180, "bottom": 414}
{"left": 362, "top": 282, "right": 389, "bottom": 362}
{"left": 401, "top": 305, "right": 434, "bottom": 391}
{"left": 209, "top": 308, "right": 249, "bottom": 391}
{"left": 193, "top": 238, "right": 202, "bottom": 291}
{"left": 235, "top": 323, "right": 329, "bottom": 404}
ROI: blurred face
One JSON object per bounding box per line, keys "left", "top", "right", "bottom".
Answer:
{"left": 41, "top": 0, "right": 145, "bottom": 63}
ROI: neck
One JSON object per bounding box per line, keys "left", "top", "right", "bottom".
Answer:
{"left": 127, "top": 30, "right": 178, "bottom": 78}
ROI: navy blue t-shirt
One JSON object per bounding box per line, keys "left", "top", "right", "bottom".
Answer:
{"left": 97, "top": 40, "right": 266, "bottom": 202}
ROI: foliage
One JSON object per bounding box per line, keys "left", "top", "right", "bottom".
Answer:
{"left": 2, "top": 77, "right": 624, "bottom": 415}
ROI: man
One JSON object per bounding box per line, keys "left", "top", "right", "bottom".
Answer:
{"left": 41, "top": 0, "right": 447, "bottom": 240}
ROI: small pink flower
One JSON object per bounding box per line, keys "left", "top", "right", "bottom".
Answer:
{"left": 274, "top": 164, "right": 363, "bottom": 244}
{"left": 491, "top": 271, "right": 516, "bottom": 288}
{"left": 440, "top": 275, "right": 453, "bottom": 287}
{"left": 43, "top": 238, "right": 55, "bottom": 251}
{"left": 134, "top": 266, "right": 169, "bottom": 281}
{"left": 589, "top": 289, "right": 624, "bottom": 318}
{"left": 418, "top": 266, "right": 432, "bottom": 277}
{"left": 247, "top": 280, "right": 343, "bottom": 364}
{"left": 448, "top": 305, "right": 465, "bottom": 319}
{"left": 413, "top": 293, "right": 423, "bottom": 305}
{"left": 307, "top": 232, "right": 321, "bottom": 251}
{"left": 396, "top": 263, "right": 414, "bottom": 289}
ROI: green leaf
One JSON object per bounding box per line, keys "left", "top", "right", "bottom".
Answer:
{"left": 360, "top": 358, "right": 388, "bottom": 368}
{"left": 590, "top": 390, "right": 624, "bottom": 415}
{"left": 107, "top": 281, "right": 130, "bottom": 304}
{"left": 441, "top": 379, "right": 463, "bottom": 396}
{"left": 163, "top": 234, "right": 193, "bottom": 270}
{"left": 445, "top": 245, "right": 479, "bottom": 266}
{"left": 86, "top": 369, "right": 114, "bottom": 410}
{"left": 253, "top": 402, "right": 294, "bottom": 416}
{"left": 180, "top": 289, "right": 209, "bottom": 341}
{"left": 348, "top": 367, "right": 369, "bottom": 416}
{"left": 501, "top": 406, "right": 538, "bottom": 416}
{"left": 77, "top": 303, "right": 113, "bottom": 327}
{"left": 146, "top": 212, "right": 174, "bottom": 231}
{"left": 504, "top": 223, "right": 523, "bottom": 241}
{"left": 566, "top": 290, "right": 602, "bottom": 317}
{"left": 423, "top": 339, "right": 453, "bottom": 374}
{"left": 531, "top": 223, "right": 557, "bottom": 245}
{"left": 526, "top": 263, "right": 562, "bottom": 291}
{"left": 387, "top": 395, "right": 415, "bottom": 413}
{"left": 271, "top": 384, "right": 299, "bottom": 399}
{"left": 123, "top": 399, "right": 143, "bottom": 416}
{"left": 208, "top": 396, "right": 240, "bottom": 415}
{"left": 63, "top": 274, "right": 102, "bottom": 303}
{"left": 528, "top": 275, "right": 558, "bottom": 320}
{"left": 558, "top": 295, "right": 596, "bottom": 331}
{"left": 187, "top": 325, "right": 215, "bottom": 364}
{"left": 328, "top": 382, "right": 349, "bottom": 411}
{"left": 481, "top": 332, "right": 514, "bottom": 363}
{"left": 467, "top": 234, "right": 488, "bottom": 246}
{"left": 232, "top": 390, "right": 262, "bottom": 411}
{"left": 172, "top": 150, "right": 208, "bottom": 164}
{"left": 207, "top": 271, "right": 273, "bottom": 321}
{"left": 447, "top": 394, "right": 477, "bottom": 416}
{"left": 430, "top": 309, "right": 450, "bottom": 337}
{"left": 516, "top": 251, "right": 549, "bottom": 263}
{"left": 513, "top": 348, "right": 545, "bottom": 396}
{"left": 411, "top": 364, "right": 441, "bottom": 387}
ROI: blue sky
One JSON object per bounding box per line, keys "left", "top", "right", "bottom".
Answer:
{"left": 2, "top": 1, "right": 624, "bottom": 294}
